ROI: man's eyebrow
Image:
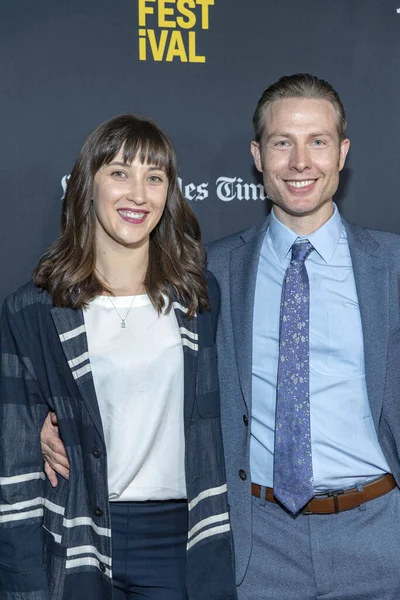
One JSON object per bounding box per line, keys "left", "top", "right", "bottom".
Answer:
{"left": 266, "top": 130, "right": 334, "bottom": 140}
{"left": 309, "top": 131, "right": 334, "bottom": 138}
{"left": 266, "top": 132, "right": 292, "bottom": 140}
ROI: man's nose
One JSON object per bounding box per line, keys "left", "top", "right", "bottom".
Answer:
{"left": 289, "top": 143, "right": 311, "bottom": 172}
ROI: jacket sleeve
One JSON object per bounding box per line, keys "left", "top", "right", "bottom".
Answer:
{"left": 205, "top": 270, "right": 220, "bottom": 338}
{"left": 0, "top": 299, "right": 49, "bottom": 599}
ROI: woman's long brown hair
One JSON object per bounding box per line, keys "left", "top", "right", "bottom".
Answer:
{"left": 34, "top": 114, "right": 209, "bottom": 317}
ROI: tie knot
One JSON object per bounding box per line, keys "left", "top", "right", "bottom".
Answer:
{"left": 291, "top": 241, "right": 314, "bottom": 263}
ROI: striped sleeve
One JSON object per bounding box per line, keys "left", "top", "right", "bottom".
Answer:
{"left": 0, "top": 300, "right": 49, "bottom": 598}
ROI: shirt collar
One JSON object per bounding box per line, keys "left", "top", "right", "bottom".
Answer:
{"left": 268, "top": 203, "right": 343, "bottom": 264}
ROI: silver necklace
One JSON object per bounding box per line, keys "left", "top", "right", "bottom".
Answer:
{"left": 108, "top": 281, "right": 143, "bottom": 329}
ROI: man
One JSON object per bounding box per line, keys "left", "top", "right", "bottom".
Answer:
{"left": 207, "top": 73, "right": 400, "bottom": 599}
{"left": 41, "top": 74, "right": 400, "bottom": 599}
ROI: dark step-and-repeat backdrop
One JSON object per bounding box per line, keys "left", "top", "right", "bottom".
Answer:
{"left": 1, "top": 0, "right": 400, "bottom": 304}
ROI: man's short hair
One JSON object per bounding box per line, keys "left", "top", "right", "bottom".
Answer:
{"left": 253, "top": 73, "right": 347, "bottom": 144}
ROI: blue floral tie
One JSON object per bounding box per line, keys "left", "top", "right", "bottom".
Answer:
{"left": 273, "top": 240, "right": 314, "bottom": 514}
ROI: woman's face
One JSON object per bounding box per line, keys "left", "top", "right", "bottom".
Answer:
{"left": 92, "top": 147, "right": 168, "bottom": 253}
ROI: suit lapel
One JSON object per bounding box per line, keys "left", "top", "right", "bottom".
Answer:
{"left": 345, "top": 221, "right": 390, "bottom": 428}
{"left": 230, "top": 219, "right": 269, "bottom": 411}
{"left": 51, "top": 306, "right": 104, "bottom": 437}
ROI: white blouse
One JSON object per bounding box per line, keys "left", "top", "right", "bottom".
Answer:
{"left": 84, "top": 294, "right": 186, "bottom": 501}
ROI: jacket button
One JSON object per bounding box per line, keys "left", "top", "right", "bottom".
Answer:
{"left": 92, "top": 447, "right": 102, "bottom": 458}
{"left": 243, "top": 415, "right": 249, "bottom": 426}
{"left": 93, "top": 506, "right": 104, "bottom": 517}
{"left": 239, "top": 469, "right": 247, "bottom": 481}
{"left": 99, "top": 562, "right": 106, "bottom": 573}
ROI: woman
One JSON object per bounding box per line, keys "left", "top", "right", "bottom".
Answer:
{"left": 0, "top": 115, "right": 236, "bottom": 600}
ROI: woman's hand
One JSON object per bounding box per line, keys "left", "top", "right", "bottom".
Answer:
{"left": 40, "top": 412, "right": 70, "bottom": 487}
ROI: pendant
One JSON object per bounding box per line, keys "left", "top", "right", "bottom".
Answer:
{"left": 121, "top": 322, "right": 126, "bottom": 328}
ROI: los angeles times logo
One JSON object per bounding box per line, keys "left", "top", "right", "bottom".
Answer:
{"left": 60, "top": 174, "right": 266, "bottom": 202}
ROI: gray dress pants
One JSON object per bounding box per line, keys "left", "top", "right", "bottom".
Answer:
{"left": 237, "top": 486, "right": 400, "bottom": 600}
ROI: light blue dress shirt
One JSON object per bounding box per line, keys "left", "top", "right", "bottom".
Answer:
{"left": 251, "top": 205, "right": 390, "bottom": 491}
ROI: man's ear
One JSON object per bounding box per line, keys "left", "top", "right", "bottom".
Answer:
{"left": 250, "top": 141, "right": 263, "bottom": 173}
{"left": 339, "top": 138, "right": 350, "bottom": 171}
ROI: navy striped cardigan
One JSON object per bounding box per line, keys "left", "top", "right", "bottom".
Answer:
{"left": 0, "top": 273, "right": 237, "bottom": 600}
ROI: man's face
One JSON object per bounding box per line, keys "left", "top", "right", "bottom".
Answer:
{"left": 251, "top": 97, "right": 350, "bottom": 230}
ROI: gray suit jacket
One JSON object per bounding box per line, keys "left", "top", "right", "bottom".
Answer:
{"left": 207, "top": 215, "right": 400, "bottom": 584}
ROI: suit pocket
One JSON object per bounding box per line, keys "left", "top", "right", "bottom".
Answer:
{"left": 196, "top": 346, "right": 220, "bottom": 418}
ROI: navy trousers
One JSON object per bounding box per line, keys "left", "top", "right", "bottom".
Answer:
{"left": 110, "top": 500, "right": 188, "bottom": 599}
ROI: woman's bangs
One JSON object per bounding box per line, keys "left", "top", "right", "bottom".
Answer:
{"left": 121, "top": 132, "right": 172, "bottom": 174}
{"left": 90, "top": 116, "right": 175, "bottom": 176}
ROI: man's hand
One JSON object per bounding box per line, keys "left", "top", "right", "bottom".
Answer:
{"left": 40, "top": 412, "right": 70, "bottom": 487}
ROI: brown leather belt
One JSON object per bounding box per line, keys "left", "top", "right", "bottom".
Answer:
{"left": 251, "top": 474, "right": 396, "bottom": 515}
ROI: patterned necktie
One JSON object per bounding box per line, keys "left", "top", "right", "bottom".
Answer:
{"left": 273, "top": 240, "right": 314, "bottom": 514}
